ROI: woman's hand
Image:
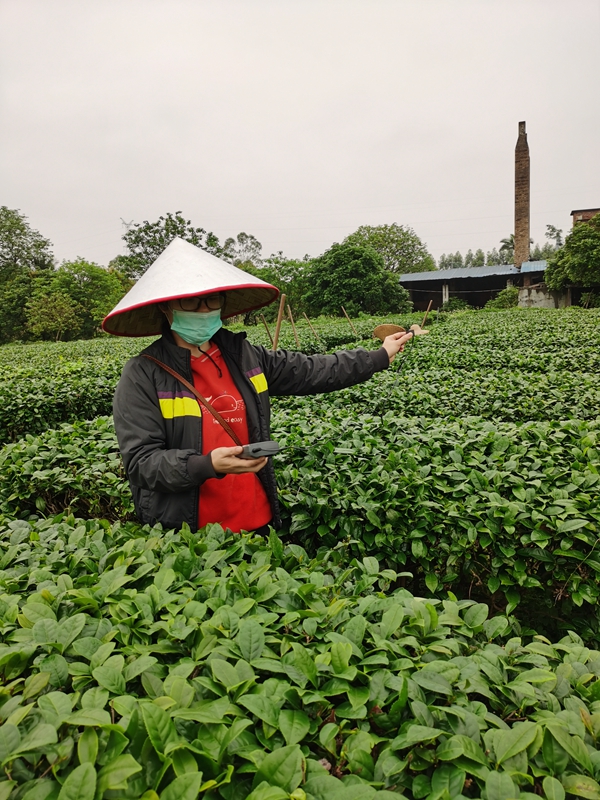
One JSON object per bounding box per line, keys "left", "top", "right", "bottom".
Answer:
{"left": 210, "top": 446, "right": 268, "bottom": 474}
{"left": 382, "top": 331, "right": 416, "bottom": 364}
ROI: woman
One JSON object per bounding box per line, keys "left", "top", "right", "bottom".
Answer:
{"left": 103, "top": 237, "right": 412, "bottom": 533}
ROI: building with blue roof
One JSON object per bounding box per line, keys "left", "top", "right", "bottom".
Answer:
{"left": 399, "top": 261, "right": 554, "bottom": 310}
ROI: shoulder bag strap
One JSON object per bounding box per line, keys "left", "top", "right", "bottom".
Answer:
{"left": 142, "top": 354, "right": 243, "bottom": 447}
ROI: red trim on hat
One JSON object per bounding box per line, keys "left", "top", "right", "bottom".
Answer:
{"left": 101, "top": 283, "right": 279, "bottom": 336}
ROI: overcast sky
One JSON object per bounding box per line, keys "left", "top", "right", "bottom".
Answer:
{"left": 2, "top": 0, "right": 599, "bottom": 267}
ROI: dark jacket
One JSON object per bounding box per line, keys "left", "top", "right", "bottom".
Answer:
{"left": 113, "top": 327, "right": 390, "bottom": 531}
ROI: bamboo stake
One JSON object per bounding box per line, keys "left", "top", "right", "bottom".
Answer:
{"left": 421, "top": 299, "right": 433, "bottom": 329}
{"left": 302, "top": 312, "right": 321, "bottom": 341}
{"left": 260, "top": 313, "right": 273, "bottom": 347}
{"left": 273, "top": 293, "right": 286, "bottom": 350}
{"left": 287, "top": 304, "right": 300, "bottom": 348}
{"left": 341, "top": 306, "right": 358, "bottom": 336}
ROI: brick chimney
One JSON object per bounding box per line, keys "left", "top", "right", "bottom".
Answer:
{"left": 514, "top": 121, "right": 530, "bottom": 269}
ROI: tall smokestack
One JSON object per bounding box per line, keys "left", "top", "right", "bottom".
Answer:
{"left": 514, "top": 121, "right": 530, "bottom": 269}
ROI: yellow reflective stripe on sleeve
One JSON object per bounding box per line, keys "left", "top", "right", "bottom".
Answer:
{"left": 159, "top": 397, "right": 201, "bottom": 419}
{"left": 249, "top": 372, "right": 268, "bottom": 393}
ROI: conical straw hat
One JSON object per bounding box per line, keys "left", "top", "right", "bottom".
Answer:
{"left": 102, "top": 237, "right": 279, "bottom": 337}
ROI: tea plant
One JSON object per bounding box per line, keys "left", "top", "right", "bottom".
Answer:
{"left": 2, "top": 413, "right": 599, "bottom": 642}
{"left": 3, "top": 517, "right": 600, "bottom": 798}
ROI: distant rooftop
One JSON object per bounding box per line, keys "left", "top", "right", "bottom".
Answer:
{"left": 521, "top": 260, "right": 548, "bottom": 273}
{"left": 400, "top": 260, "right": 546, "bottom": 283}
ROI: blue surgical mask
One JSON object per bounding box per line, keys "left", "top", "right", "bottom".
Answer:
{"left": 171, "top": 308, "right": 223, "bottom": 346}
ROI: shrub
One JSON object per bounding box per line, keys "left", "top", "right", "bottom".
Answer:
{"left": 485, "top": 287, "right": 519, "bottom": 310}
{"left": 2, "top": 516, "right": 600, "bottom": 798}
{"left": 441, "top": 297, "right": 470, "bottom": 312}
{"left": 3, "top": 412, "right": 600, "bottom": 642}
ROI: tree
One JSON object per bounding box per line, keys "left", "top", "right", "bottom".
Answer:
{"left": 499, "top": 234, "right": 514, "bottom": 263}
{"left": 486, "top": 247, "right": 502, "bottom": 266}
{"left": 244, "top": 253, "right": 310, "bottom": 321}
{"left": 49, "top": 258, "right": 129, "bottom": 337}
{"left": 438, "top": 252, "right": 464, "bottom": 270}
{"left": 0, "top": 271, "right": 35, "bottom": 343}
{"left": 530, "top": 226, "right": 563, "bottom": 261}
{"left": 545, "top": 224, "right": 563, "bottom": 248}
{"left": 26, "top": 291, "right": 83, "bottom": 341}
{"left": 0, "top": 206, "right": 53, "bottom": 281}
{"left": 223, "top": 232, "right": 263, "bottom": 269}
{"left": 303, "top": 243, "right": 412, "bottom": 317}
{"left": 545, "top": 213, "right": 600, "bottom": 291}
{"left": 464, "top": 249, "right": 485, "bottom": 268}
{"left": 0, "top": 207, "right": 54, "bottom": 343}
{"left": 119, "top": 211, "right": 224, "bottom": 278}
{"left": 472, "top": 248, "right": 485, "bottom": 267}
{"left": 530, "top": 241, "right": 556, "bottom": 261}
{"left": 343, "top": 223, "right": 435, "bottom": 274}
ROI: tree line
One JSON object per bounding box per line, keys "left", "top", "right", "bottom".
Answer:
{"left": 1, "top": 205, "right": 598, "bottom": 344}
{"left": 0, "top": 210, "right": 436, "bottom": 342}
{"left": 437, "top": 225, "right": 565, "bottom": 270}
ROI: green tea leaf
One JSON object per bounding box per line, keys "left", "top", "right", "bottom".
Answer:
{"left": 431, "top": 764, "right": 465, "bottom": 797}
{"left": 463, "top": 603, "right": 488, "bottom": 629}
{"left": 547, "top": 724, "right": 593, "bottom": 774}
{"left": 0, "top": 725, "right": 20, "bottom": 764}
{"left": 392, "top": 725, "right": 445, "bottom": 750}
{"left": 254, "top": 745, "right": 303, "bottom": 793}
{"left": 495, "top": 722, "right": 538, "bottom": 765}
{"left": 542, "top": 728, "right": 569, "bottom": 775}
{"left": 171, "top": 748, "right": 199, "bottom": 776}
{"left": 412, "top": 670, "right": 453, "bottom": 696}
{"left": 279, "top": 709, "right": 310, "bottom": 746}
{"left": 96, "top": 754, "right": 142, "bottom": 794}
{"left": 211, "top": 659, "right": 242, "bottom": 690}
{"left": 77, "top": 728, "right": 98, "bottom": 765}
{"left": 0, "top": 782, "right": 16, "bottom": 800}
{"left": 246, "top": 784, "right": 288, "bottom": 800}
{"left": 561, "top": 774, "right": 600, "bottom": 799}
{"left": 66, "top": 709, "right": 111, "bottom": 727}
{"left": 141, "top": 702, "right": 180, "bottom": 755}
{"left": 56, "top": 614, "right": 86, "bottom": 651}
{"left": 38, "top": 691, "right": 73, "bottom": 725}
{"left": 238, "top": 694, "right": 279, "bottom": 728}
{"left": 485, "top": 770, "right": 519, "bottom": 800}
{"left": 13, "top": 723, "right": 58, "bottom": 756}
{"left": 23, "top": 671, "right": 51, "bottom": 700}
{"left": 543, "top": 776, "right": 566, "bottom": 800}
{"left": 437, "top": 734, "right": 488, "bottom": 765}
{"left": 330, "top": 642, "right": 352, "bottom": 675}
{"left": 92, "top": 664, "right": 126, "bottom": 694}
{"left": 289, "top": 643, "right": 318, "bottom": 688}
{"left": 159, "top": 772, "right": 205, "bottom": 800}
{"left": 237, "top": 619, "right": 265, "bottom": 662}
{"left": 122, "top": 656, "right": 158, "bottom": 683}
{"left": 57, "top": 763, "right": 97, "bottom": 800}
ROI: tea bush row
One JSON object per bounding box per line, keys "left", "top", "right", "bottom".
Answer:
{"left": 3, "top": 516, "right": 600, "bottom": 798}
{"left": 2, "top": 413, "right": 599, "bottom": 642}
{"left": 277, "top": 365, "right": 600, "bottom": 423}
{"left": 0, "top": 316, "right": 414, "bottom": 443}
{"left": 3, "top": 310, "right": 600, "bottom": 442}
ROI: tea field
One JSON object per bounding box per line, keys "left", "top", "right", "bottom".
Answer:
{"left": 1, "top": 308, "right": 600, "bottom": 800}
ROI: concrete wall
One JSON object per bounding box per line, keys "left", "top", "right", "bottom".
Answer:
{"left": 518, "top": 283, "right": 571, "bottom": 309}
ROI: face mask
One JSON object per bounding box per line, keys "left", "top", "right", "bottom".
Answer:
{"left": 171, "top": 308, "right": 223, "bottom": 346}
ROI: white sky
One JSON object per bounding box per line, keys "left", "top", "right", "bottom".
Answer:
{"left": 1, "top": 0, "right": 599, "bottom": 266}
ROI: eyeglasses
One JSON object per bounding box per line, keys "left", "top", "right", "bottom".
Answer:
{"left": 177, "top": 293, "right": 226, "bottom": 312}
